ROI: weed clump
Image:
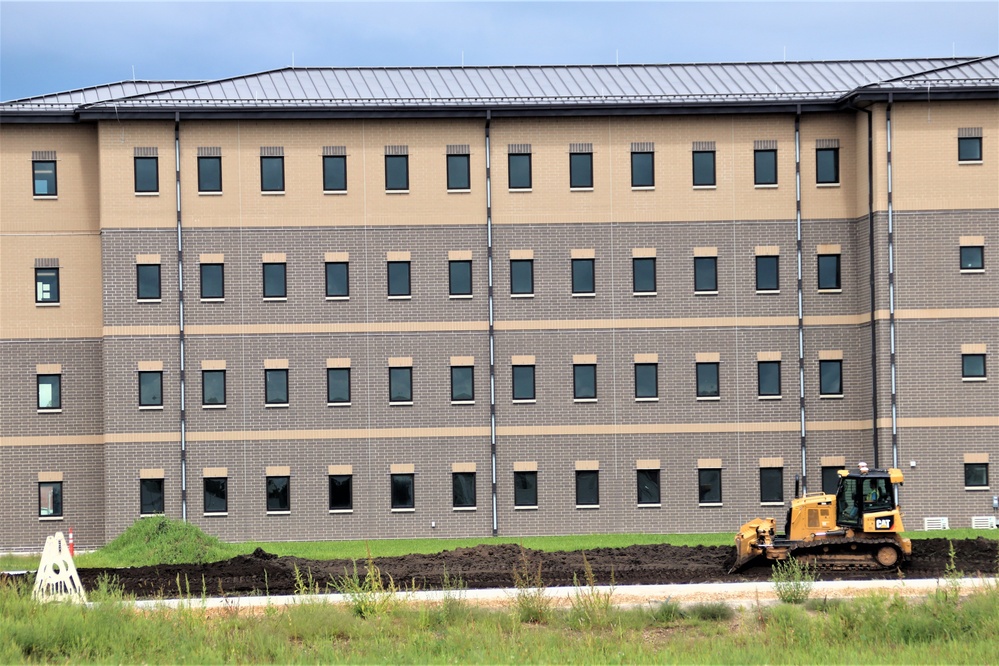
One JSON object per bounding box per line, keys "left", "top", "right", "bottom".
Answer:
{"left": 333, "top": 552, "right": 399, "bottom": 618}
{"left": 85, "top": 516, "right": 231, "bottom": 567}
{"left": 651, "top": 598, "right": 685, "bottom": 623}
{"left": 420, "top": 566, "right": 470, "bottom": 629}
{"left": 568, "top": 553, "right": 615, "bottom": 628}
{"left": 512, "top": 546, "right": 552, "bottom": 623}
{"left": 686, "top": 602, "right": 735, "bottom": 622}
{"left": 771, "top": 557, "right": 815, "bottom": 604}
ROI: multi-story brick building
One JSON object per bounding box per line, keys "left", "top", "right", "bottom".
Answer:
{"left": 2, "top": 57, "right": 996, "bottom": 550}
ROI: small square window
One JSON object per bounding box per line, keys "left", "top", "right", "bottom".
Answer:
{"left": 692, "top": 151, "right": 715, "bottom": 186}
{"left": 323, "top": 155, "right": 347, "bottom": 192}
{"left": 329, "top": 474, "right": 353, "bottom": 510}
{"left": 962, "top": 353, "right": 986, "bottom": 380}
{"left": 200, "top": 264, "right": 224, "bottom": 299}
{"left": 139, "top": 371, "right": 163, "bottom": 407}
{"left": 571, "top": 258, "right": 595, "bottom": 295}
{"left": 512, "top": 365, "right": 535, "bottom": 401}
{"left": 32, "top": 160, "right": 57, "bottom": 196}
{"left": 514, "top": 470, "right": 537, "bottom": 507}
{"left": 758, "top": 361, "right": 781, "bottom": 397}
{"left": 266, "top": 476, "right": 290, "bottom": 512}
{"left": 633, "top": 258, "right": 656, "bottom": 294}
{"left": 958, "top": 137, "right": 982, "bottom": 162}
{"left": 965, "top": 463, "right": 988, "bottom": 488}
{"left": 570, "top": 152, "right": 593, "bottom": 188}
{"left": 263, "top": 263, "right": 287, "bottom": 298}
{"left": 260, "top": 156, "right": 284, "bottom": 192}
{"left": 635, "top": 363, "right": 658, "bottom": 399}
{"left": 447, "top": 154, "right": 470, "bottom": 190}
{"left": 817, "top": 254, "right": 841, "bottom": 290}
{"left": 573, "top": 364, "right": 597, "bottom": 400}
{"left": 327, "top": 368, "right": 351, "bottom": 404}
{"left": 631, "top": 152, "right": 654, "bottom": 187}
{"left": 822, "top": 466, "right": 844, "bottom": 495}
{"left": 134, "top": 156, "right": 159, "bottom": 193}
{"left": 35, "top": 268, "right": 60, "bottom": 304}
{"left": 39, "top": 481, "right": 63, "bottom": 517}
{"left": 202, "top": 370, "right": 226, "bottom": 406}
{"left": 325, "top": 262, "right": 349, "bottom": 298}
{"left": 140, "top": 478, "right": 164, "bottom": 515}
{"left": 389, "top": 367, "right": 413, "bottom": 403}
{"left": 387, "top": 261, "right": 411, "bottom": 297}
{"left": 960, "top": 246, "right": 984, "bottom": 271}
{"left": 449, "top": 260, "right": 472, "bottom": 296}
{"left": 637, "top": 469, "right": 660, "bottom": 505}
{"left": 816, "top": 148, "right": 839, "bottom": 184}
{"left": 819, "top": 360, "right": 843, "bottom": 396}
{"left": 754, "top": 149, "right": 777, "bottom": 185}
{"left": 510, "top": 259, "right": 534, "bottom": 295}
{"left": 696, "top": 362, "right": 719, "bottom": 398}
{"left": 385, "top": 155, "right": 409, "bottom": 190}
{"left": 452, "top": 472, "right": 476, "bottom": 508}
{"left": 756, "top": 256, "right": 779, "bottom": 292}
{"left": 204, "top": 477, "right": 227, "bottom": 514}
{"left": 509, "top": 153, "right": 532, "bottom": 189}
{"left": 575, "top": 470, "right": 599, "bottom": 506}
{"left": 198, "top": 156, "right": 222, "bottom": 193}
{"left": 265, "top": 369, "right": 289, "bottom": 405}
{"left": 391, "top": 473, "right": 414, "bottom": 509}
{"left": 760, "top": 468, "right": 784, "bottom": 503}
{"left": 137, "top": 264, "right": 161, "bottom": 300}
{"left": 694, "top": 257, "right": 717, "bottom": 293}
{"left": 698, "top": 469, "right": 722, "bottom": 504}
{"left": 37, "top": 374, "right": 61, "bottom": 410}
{"left": 451, "top": 366, "right": 474, "bottom": 402}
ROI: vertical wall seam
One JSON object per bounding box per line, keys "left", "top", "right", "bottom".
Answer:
{"left": 174, "top": 111, "right": 187, "bottom": 521}
{"left": 795, "top": 111, "right": 807, "bottom": 493}
{"left": 485, "top": 111, "right": 498, "bottom": 536}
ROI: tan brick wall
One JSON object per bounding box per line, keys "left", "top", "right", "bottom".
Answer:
{"left": 97, "top": 121, "right": 176, "bottom": 229}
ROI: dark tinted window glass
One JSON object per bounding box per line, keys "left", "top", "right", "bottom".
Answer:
{"left": 391, "top": 474, "right": 414, "bottom": 509}
{"left": 694, "top": 257, "right": 717, "bottom": 292}
{"left": 35, "top": 268, "right": 60, "bottom": 303}
{"left": 698, "top": 469, "right": 721, "bottom": 503}
{"left": 819, "top": 360, "right": 842, "bottom": 395}
{"left": 266, "top": 476, "right": 290, "bottom": 511}
{"left": 134, "top": 157, "right": 158, "bottom": 193}
{"left": 326, "top": 262, "right": 349, "bottom": 297}
{"left": 137, "top": 264, "right": 161, "bottom": 300}
{"left": 965, "top": 463, "right": 988, "bottom": 487}
{"left": 635, "top": 363, "right": 658, "bottom": 399}
{"left": 958, "top": 137, "right": 982, "bottom": 162}
{"left": 637, "top": 469, "right": 660, "bottom": 504}
{"left": 263, "top": 263, "right": 286, "bottom": 298}
{"left": 387, "top": 261, "right": 411, "bottom": 296}
{"left": 573, "top": 364, "right": 596, "bottom": 399}
{"left": 39, "top": 481, "right": 63, "bottom": 517}
{"left": 760, "top": 468, "right": 783, "bottom": 503}
{"left": 960, "top": 246, "right": 984, "bottom": 270}
{"left": 514, "top": 471, "right": 537, "bottom": 506}
{"left": 633, "top": 258, "right": 655, "bottom": 293}
{"left": 204, "top": 478, "right": 227, "bottom": 513}
{"left": 962, "top": 354, "right": 986, "bottom": 378}
{"left": 822, "top": 467, "right": 843, "bottom": 495}
{"left": 265, "top": 369, "right": 289, "bottom": 404}
{"left": 451, "top": 366, "right": 474, "bottom": 402}
{"left": 508, "top": 154, "right": 532, "bottom": 189}
{"left": 756, "top": 255, "right": 779, "bottom": 291}
{"left": 696, "top": 362, "right": 719, "bottom": 398}
{"left": 140, "top": 478, "right": 164, "bottom": 514}
{"left": 816, "top": 148, "right": 839, "bottom": 184}
{"left": 200, "top": 263, "right": 224, "bottom": 299}
{"left": 692, "top": 151, "right": 715, "bottom": 186}
{"left": 32, "top": 160, "right": 57, "bottom": 196}
{"left": 139, "top": 371, "right": 163, "bottom": 406}
{"left": 569, "top": 153, "right": 593, "bottom": 188}
{"left": 452, "top": 472, "right": 476, "bottom": 508}
{"left": 327, "top": 368, "right": 351, "bottom": 403}
{"left": 37, "top": 374, "right": 61, "bottom": 409}
{"left": 512, "top": 365, "right": 535, "bottom": 400}
{"left": 758, "top": 361, "right": 781, "bottom": 396}
{"left": 571, "top": 258, "right": 595, "bottom": 294}
{"left": 323, "top": 155, "right": 347, "bottom": 191}
{"left": 260, "top": 156, "right": 284, "bottom": 192}
{"left": 510, "top": 259, "right": 534, "bottom": 295}
{"left": 385, "top": 155, "right": 409, "bottom": 190}
{"left": 389, "top": 367, "right": 412, "bottom": 402}
{"left": 449, "top": 260, "right": 472, "bottom": 296}
{"left": 818, "top": 255, "right": 841, "bottom": 290}
{"left": 576, "top": 470, "right": 599, "bottom": 506}
{"left": 754, "top": 150, "right": 777, "bottom": 185}
{"left": 198, "top": 156, "right": 222, "bottom": 192}
{"left": 447, "top": 154, "right": 470, "bottom": 190}
{"left": 329, "top": 475, "right": 353, "bottom": 510}
{"left": 202, "top": 370, "right": 226, "bottom": 405}
{"left": 631, "top": 152, "right": 654, "bottom": 187}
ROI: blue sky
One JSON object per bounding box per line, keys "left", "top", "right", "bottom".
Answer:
{"left": 2, "top": 1, "right": 997, "bottom": 101}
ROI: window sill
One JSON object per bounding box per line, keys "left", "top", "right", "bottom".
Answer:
{"left": 137, "top": 299, "right": 162, "bottom": 304}
{"left": 962, "top": 377, "right": 987, "bottom": 382}
{"left": 696, "top": 396, "right": 721, "bottom": 401}
{"left": 263, "top": 297, "right": 288, "bottom": 302}
{"left": 699, "top": 503, "right": 723, "bottom": 507}
{"left": 514, "top": 505, "right": 538, "bottom": 511}
{"left": 204, "top": 512, "right": 228, "bottom": 517}
{"left": 134, "top": 192, "right": 160, "bottom": 197}
{"left": 512, "top": 399, "right": 536, "bottom": 404}
{"left": 816, "top": 182, "right": 841, "bottom": 188}
{"left": 762, "top": 502, "right": 786, "bottom": 507}
{"left": 637, "top": 503, "right": 662, "bottom": 508}
{"left": 265, "top": 403, "right": 290, "bottom": 408}
{"left": 326, "top": 295, "right": 350, "bottom": 301}
{"left": 451, "top": 400, "right": 476, "bottom": 405}
{"left": 633, "top": 291, "right": 657, "bottom": 297}
{"left": 329, "top": 509, "right": 353, "bottom": 514}
{"left": 694, "top": 291, "right": 718, "bottom": 296}
{"left": 631, "top": 186, "right": 655, "bottom": 191}
{"left": 758, "top": 395, "right": 782, "bottom": 400}
{"left": 754, "top": 184, "right": 778, "bottom": 189}
{"left": 33, "top": 195, "right": 58, "bottom": 200}
{"left": 958, "top": 160, "right": 983, "bottom": 165}
{"left": 756, "top": 290, "right": 780, "bottom": 295}
{"left": 389, "top": 401, "right": 414, "bottom": 406}
{"left": 202, "top": 404, "right": 227, "bottom": 409}
{"left": 511, "top": 293, "right": 535, "bottom": 298}
{"left": 571, "top": 293, "right": 596, "bottom": 298}
{"left": 575, "top": 504, "right": 600, "bottom": 510}
{"left": 391, "top": 508, "right": 416, "bottom": 513}
{"left": 198, "top": 191, "right": 223, "bottom": 196}
{"left": 386, "top": 189, "right": 410, "bottom": 195}
{"left": 960, "top": 269, "right": 985, "bottom": 274}
{"left": 266, "top": 510, "right": 291, "bottom": 515}
{"left": 453, "top": 506, "right": 477, "bottom": 512}
{"left": 447, "top": 189, "right": 471, "bottom": 194}
{"left": 261, "top": 191, "right": 285, "bottom": 196}
{"left": 692, "top": 185, "right": 716, "bottom": 190}
{"left": 449, "top": 294, "right": 473, "bottom": 299}
{"left": 569, "top": 187, "right": 594, "bottom": 192}
{"left": 139, "top": 405, "right": 164, "bottom": 410}
{"left": 387, "top": 295, "right": 412, "bottom": 300}
{"left": 817, "top": 289, "right": 842, "bottom": 294}
{"left": 509, "top": 188, "right": 533, "bottom": 193}
{"left": 35, "top": 302, "right": 61, "bottom": 307}
{"left": 323, "top": 190, "right": 348, "bottom": 195}
{"left": 37, "top": 408, "right": 62, "bottom": 414}
{"left": 201, "top": 298, "right": 225, "bottom": 303}
{"left": 328, "top": 402, "right": 352, "bottom": 407}
{"left": 140, "top": 513, "right": 165, "bottom": 518}
{"left": 819, "top": 394, "right": 845, "bottom": 399}
{"left": 39, "top": 516, "right": 64, "bottom": 521}
{"left": 573, "top": 398, "right": 597, "bottom": 403}
{"left": 635, "top": 397, "right": 659, "bottom": 402}
{"left": 965, "top": 486, "right": 990, "bottom": 491}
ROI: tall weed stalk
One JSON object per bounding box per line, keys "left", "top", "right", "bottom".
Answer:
{"left": 512, "top": 546, "right": 552, "bottom": 623}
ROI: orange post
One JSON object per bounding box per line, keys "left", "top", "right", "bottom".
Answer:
{"left": 68, "top": 528, "right": 75, "bottom": 556}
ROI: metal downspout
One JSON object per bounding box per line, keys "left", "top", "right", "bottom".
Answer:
{"left": 795, "top": 110, "right": 807, "bottom": 492}
{"left": 886, "top": 97, "right": 899, "bottom": 470}
{"left": 175, "top": 112, "right": 188, "bottom": 522}
{"left": 485, "top": 111, "right": 498, "bottom": 536}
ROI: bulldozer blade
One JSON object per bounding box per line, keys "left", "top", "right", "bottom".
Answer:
{"left": 728, "top": 551, "right": 763, "bottom": 574}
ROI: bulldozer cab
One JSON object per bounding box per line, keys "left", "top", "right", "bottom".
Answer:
{"left": 835, "top": 470, "right": 897, "bottom": 529}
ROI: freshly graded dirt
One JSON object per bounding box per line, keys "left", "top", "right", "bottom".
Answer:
{"left": 76, "top": 538, "right": 998, "bottom": 599}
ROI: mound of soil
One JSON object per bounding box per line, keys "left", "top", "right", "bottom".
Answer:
{"left": 76, "top": 538, "right": 998, "bottom": 599}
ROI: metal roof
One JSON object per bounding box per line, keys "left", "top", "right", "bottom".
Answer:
{"left": 3, "top": 80, "right": 203, "bottom": 110}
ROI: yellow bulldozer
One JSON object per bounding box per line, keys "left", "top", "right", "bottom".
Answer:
{"left": 731, "top": 463, "right": 912, "bottom": 572}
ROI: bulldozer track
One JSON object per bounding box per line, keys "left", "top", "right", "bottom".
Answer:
{"left": 788, "top": 537, "right": 906, "bottom": 572}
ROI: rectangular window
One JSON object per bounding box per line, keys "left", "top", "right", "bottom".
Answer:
{"left": 387, "top": 261, "right": 411, "bottom": 297}
{"left": 137, "top": 264, "right": 161, "bottom": 300}
{"left": 692, "top": 151, "right": 715, "bottom": 186}
{"left": 391, "top": 473, "right": 415, "bottom": 509}
{"left": 508, "top": 153, "right": 532, "bottom": 189}
{"left": 631, "top": 152, "right": 654, "bottom": 187}
{"left": 385, "top": 155, "right": 409, "bottom": 190}
{"left": 960, "top": 246, "right": 984, "bottom": 271}
{"left": 757, "top": 361, "right": 781, "bottom": 397}
{"left": 329, "top": 474, "right": 353, "bottom": 510}
{"left": 694, "top": 257, "right": 717, "bottom": 293}
{"left": 965, "top": 463, "right": 989, "bottom": 488}
{"left": 265, "top": 369, "right": 289, "bottom": 405}
{"left": 200, "top": 264, "right": 224, "bottom": 299}
{"left": 140, "top": 478, "right": 165, "bottom": 515}
{"left": 958, "top": 137, "right": 982, "bottom": 162}
{"left": 202, "top": 370, "right": 226, "bottom": 406}
{"left": 632, "top": 258, "right": 656, "bottom": 294}
{"left": 33, "top": 160, "right": 57, "bottom": 196}
{"left": 37, "top": 374, "right": 61, "bottom": 410}
{"left": 134, "top": 156, "right": 159, "bottom": 193}
{"left": 816, "top": 148, "right": 839, "bottom": 184}
{"left": 512, "top": 365, "right": 536, "bottom": 401}
{"left": 263, "top": 263, "right": 287, "bottom": 298}
{"left": 962, "top": 354, "right": 986, "bottom": 380}
{"left": 323, "top": 155, "right": 347, "bottom": 192}
{"left": 35, "top": 267, "right": 60, "bottom": 304}
{"left": 260, "top": 156, "right": 284, "bottom": 192}
{"left": 327, "top": 368, "right": 351, "bottom": 404}
{"left": 449, "top": 260, "right": 472, "bottom": 296}
{"left": 822, "top": 466, "right": 843, "bottom": 495}
{"left": 818, "top": 254, "right": 841, "bottom": 290}
{"left": 389, "top": 367, "right": 413, "bottom": 403}
{"left": 754, "top": 149, "right": 777, "bottom": 185}
{"left": 571, "top": 258, "right": 595, "bottom": 295}
{"left": 510, "top": 259, "right": 534, "bottom": 295}
{"left": 325, "top": 262, "right": 349, "bottom": 298}
{"left": 451, "top": 366, "right": 474, "bottom": 402}
{"left": 198, "top": 156, "right": 222, "bottom": 192}
{"left": 266, "top": 476, "right": 290, "bottom": 512}
{"left": 756, "top": 256, "right": 779, "bottom": 292}
{"left": 819, "top": 360, "right": 843, "bottom": 396}
{"left": 698, "top": 469, "right": 722, "bottom": 504}
{"left": 760, "top": 468, "right": 784, "bottom": 503}
{"left": 635, "top": 363, "right": 658, "bottom": 399}
{"left": 637, "top": 469, "right": 660, "bottom": 505}
{"left": 573, "top": 364, "right": 597, "bottom": 400}
{"left": 204, "top": 477, "right": 227, "bottom": 514}
{"left": 575, "top": 470, "right": 599, "bottom": 506}
{"left": 514, "top": 471, "right": 537, "bottom": 507}
{"left": 696, "top": 362, "right": 719, "bottom": 398}
{"left": 452, "top": 472, "right": 476, "bottom": 508}
{"left": 139, "top": 371, "right": 163, "bottom": 407}
{"left": 447, "top": 154, "right": 470, "bottom": 190}
{"left": 569, "top": 151, "right": 593, "bottom": 188}
{"left": 39, "top": 481, "right": 63, "bottom": 517}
